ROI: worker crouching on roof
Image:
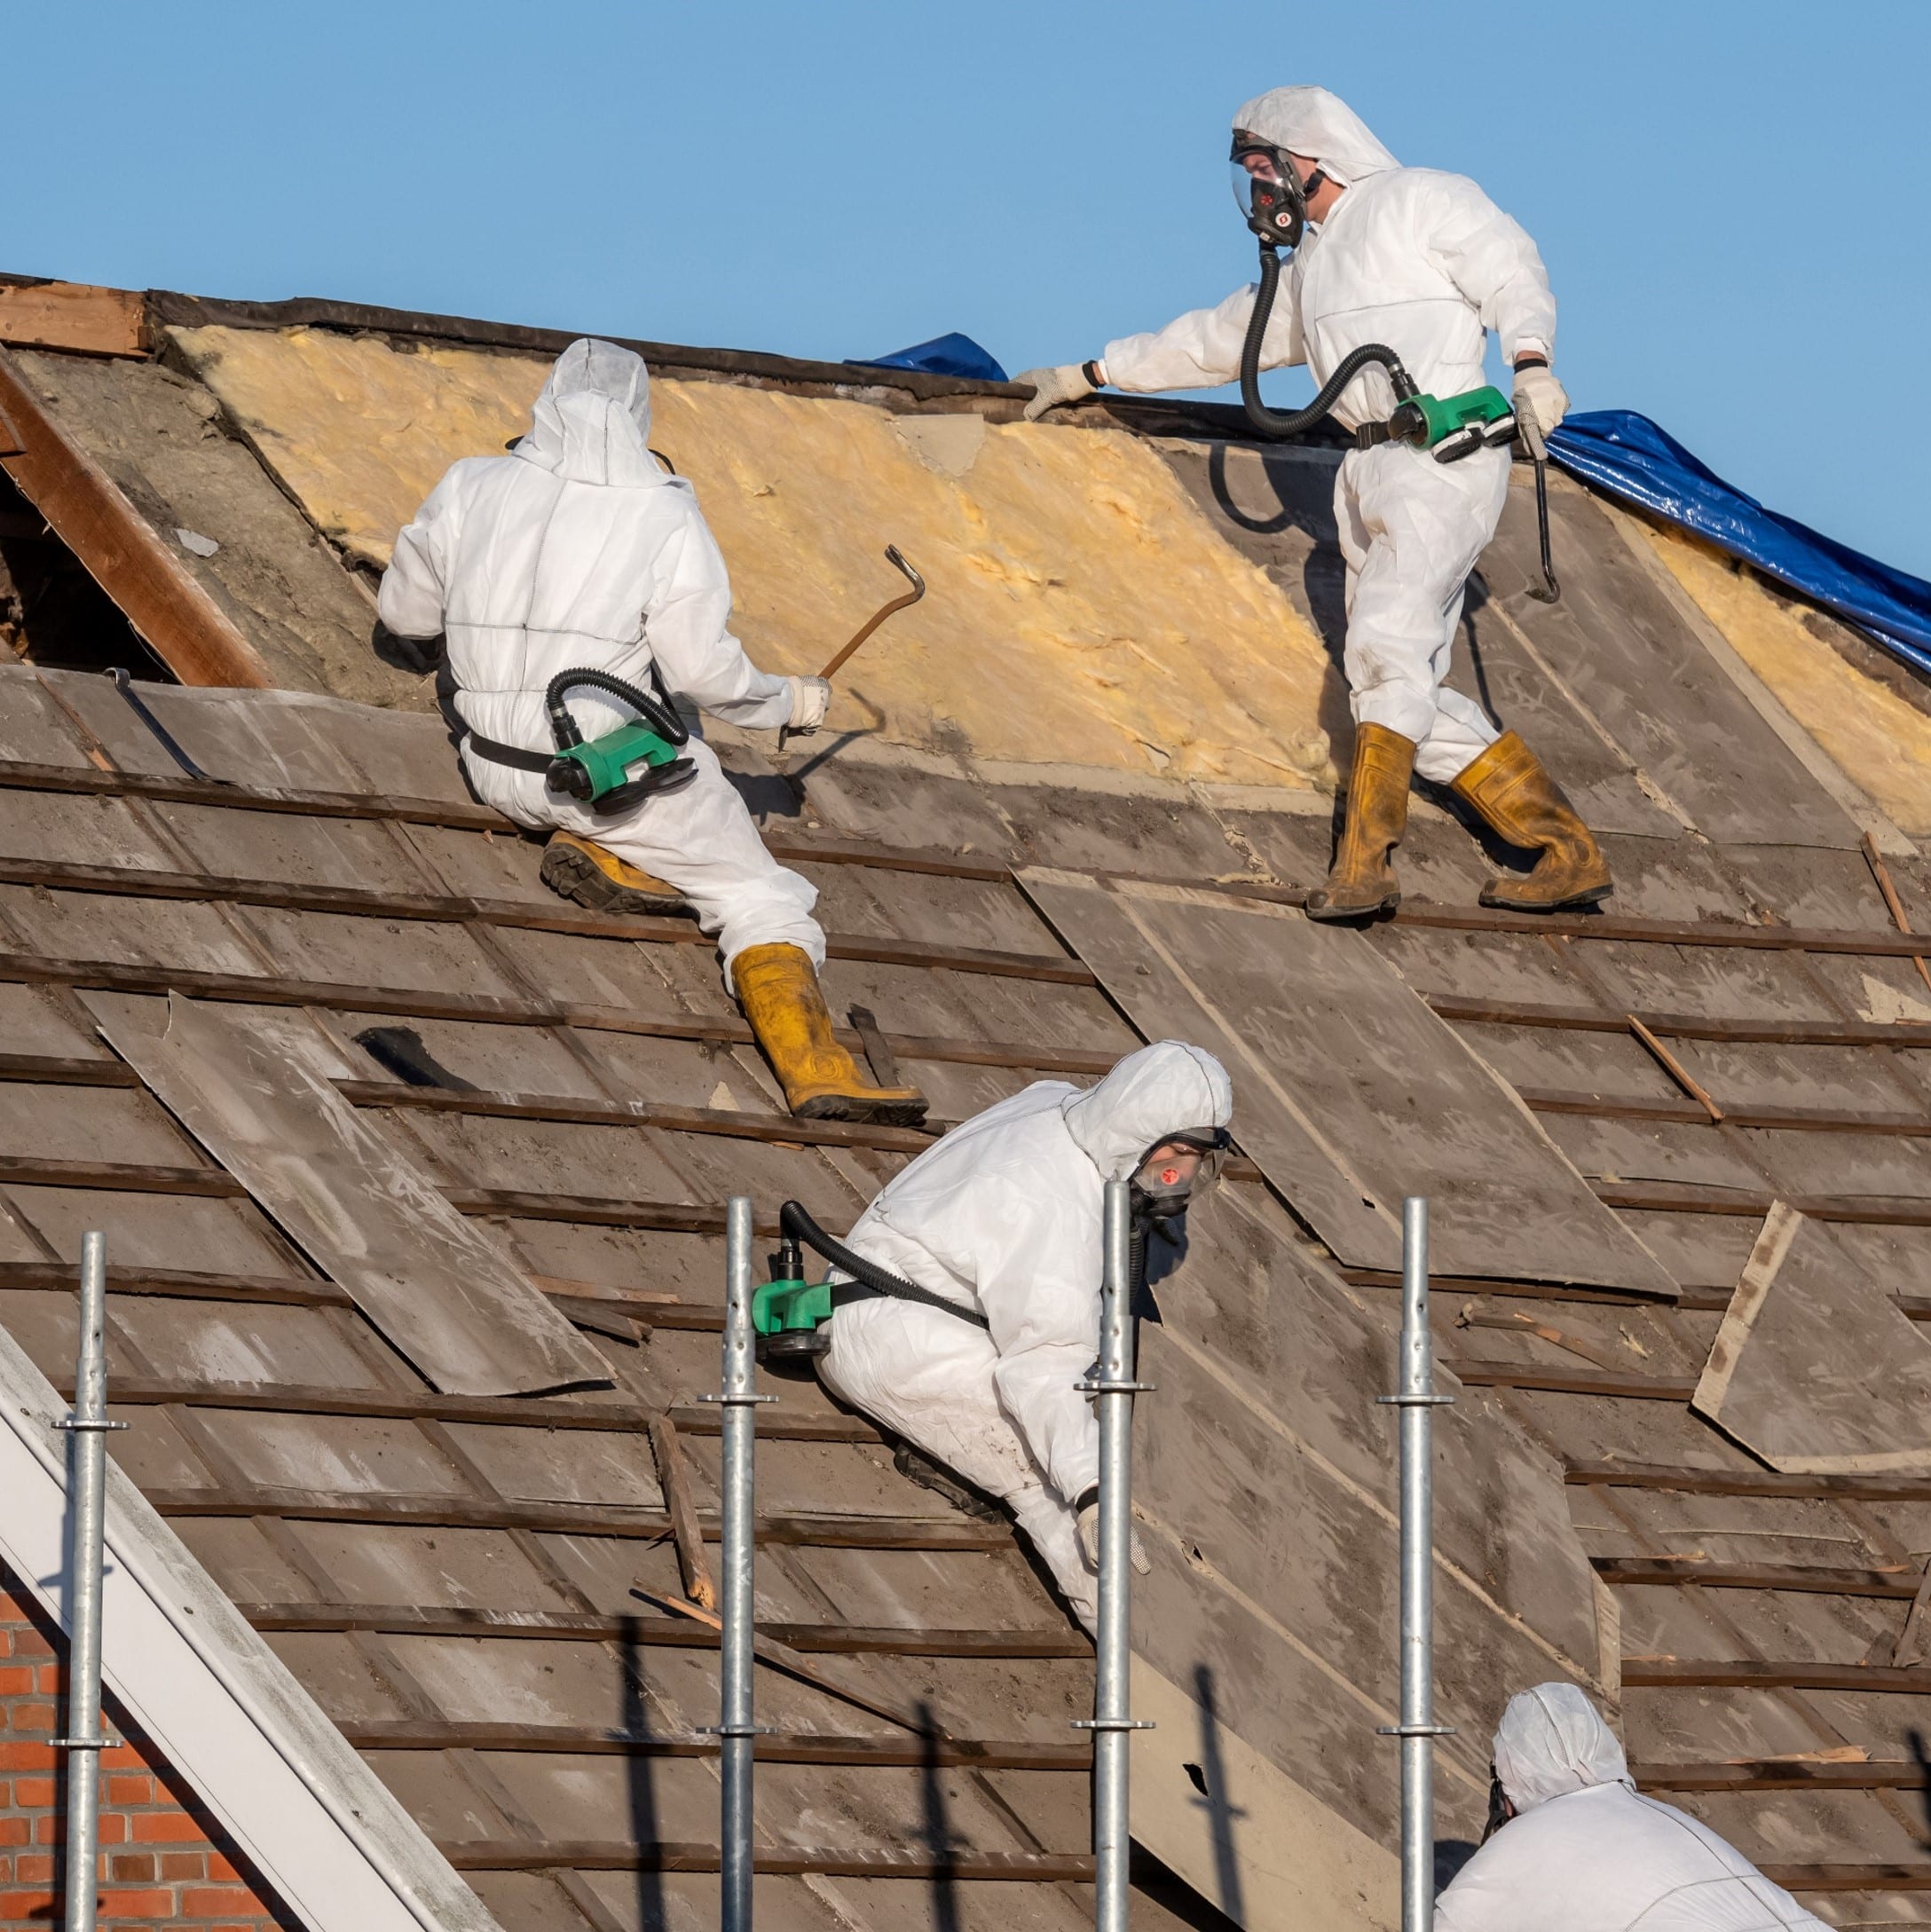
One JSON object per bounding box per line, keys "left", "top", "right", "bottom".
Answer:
{"left": 1435, "top": 1683, "right": 1825, "bottom": 1929}
{"left": 1015, "top": 87, "right": 1612, "bottom": 919}
{"left": 378, "top": 338, "right": 924, "bottom": 1125}
{"left": 816, "top": 1040, "right": 1232, "bottom": 1632}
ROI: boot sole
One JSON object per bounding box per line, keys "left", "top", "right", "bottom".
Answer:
{"left": 1304, "top": 890, "right": 1401, "bottom": 923}
{"left": 540, "top": 842, "right": 686, "bottom": 919}
{"left": 1478, "top": 881, "right": 1613, "bottom": 912}
{"left": 796, "top": 1092, "right": 931, "bottom": 1128}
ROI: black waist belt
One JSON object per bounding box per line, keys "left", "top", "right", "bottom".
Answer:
{"left": 831, "top": 1279, "right": 991, "bottom": 1331}
{"left": 463, "top": 733, "right": 554, "bottom": 776}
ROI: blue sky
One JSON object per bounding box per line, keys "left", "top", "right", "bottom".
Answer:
{"left": 7, "top": 2, "right": 1927, "bottom": 572}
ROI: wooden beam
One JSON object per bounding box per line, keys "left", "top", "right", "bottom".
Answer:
{"left": 1445, "top": 1360, "right": 1695, "bottom": 1401}
{"left": 0, "top": 346, "right": 273, "bottom": 686}
{"left": 1763, "top": 1866, "right": 1931, "bottom": 1896}
{"left": 1594, "top": 1557, "right": 1917, "bottom": 1600}
{"left": 144, "top": 1485, "right": 1012, "bottom": 1550}
{"left": 1430, "top": 994, "right": 1931, "bottom": 1051}
{"left": 1517, "top": 1086, "right": 1931, "bottom": 1139}
{"left": 0, "top": 281, "right": 147, "bottom": 358}
{"left": 1567, "top": 1462, "right": 1931, "bottom": 1504}
{"left": 648, "top": 1416, "right": 715, "bottom": 1611}
{"left": 1595, "top": 1180, "right": 1931, "bottom": 1227}
{"left": 233, "top": 1601, "right": 1088, "bottom": 1657}
{"left": 1623, "top": 1660, "right": 1931, "bottom": 1694}
{"left": 1632, "top": 1759, "right": 1931, "bottom": 1794}
{"left": 435, "top": 1840, "right": 1095, "bottom": 1881}
{"left": 0, "top": 1053, "right": 139, "bottom": 1089}
{"left": 344, "top": 1721, "right": 1087, "bottom": 1770}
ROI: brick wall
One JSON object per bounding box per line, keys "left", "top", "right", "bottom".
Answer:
{"left": 0, "top": 1567, "right": 301, "bottom": 1930}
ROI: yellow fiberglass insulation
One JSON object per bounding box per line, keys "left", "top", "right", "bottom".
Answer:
{"left": 169, "top": 325, "right": 1343, "bottom": 790}
{"left": 1641, "top": 521, "right": 1931, "bottom": 838}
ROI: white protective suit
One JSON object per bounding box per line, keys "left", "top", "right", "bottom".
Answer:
{"left": 1435, "top": 1685, "right": 1826, "bottom": 1930}
{"left": 818, "top": 1041, "right": 1233, "bottom": 1629}
{"left": 377, "top": 338, "right": 823, "bottom": 975}
{"left": 1102, "top": 87, "right": 1557, "bottom": 785}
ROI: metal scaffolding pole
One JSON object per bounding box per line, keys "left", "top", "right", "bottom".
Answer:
{"left": 703, "top": 1197, "right": 770, "bottom": 1932}
{"left": 55, "top": 1233, "right": 124, "bottom": 1932}
{"left": 1377, "top": 1198, "right": 1455, "bottom": 1932}
{"left": 1075, "top": 1179, "right": 1154, "bottom": 1932}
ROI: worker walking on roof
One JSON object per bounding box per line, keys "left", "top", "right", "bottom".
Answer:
{"left": 1435, "top": 1684, "right": 1825, "bottom": 1929}
{"left": 816, "top": 1040, "right": 1232, "bottom": 1631}
{"left": 377, "top": 338, "right": 925, "bottom": 1125}
{"left": 1015, "top": 87, "right": 1612, "bottom": 919}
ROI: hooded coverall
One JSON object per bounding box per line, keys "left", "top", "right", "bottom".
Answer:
{"left": 818, "top": 1040, "right": 1233, "bottom": 1630}
{"left": 1102, "top": 86, "right": 1556, "bottom": 785}
{"left": 377, "top": 337, "right": 823, "bottom": 978}
{"left": 1435, "top": 1684, "right": 1827, "bottom": 1930}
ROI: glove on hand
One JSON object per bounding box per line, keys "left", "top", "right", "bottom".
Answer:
{"left": 1076, "top": 1501, "right": 1152, "bottom": 1575}
{"left": 1015, "top": 363, "right": 1097, "bottom": 422}
{"left": 785, "top": 675, "right": 832, "bottom": 733}
{"left": 1512, "top": 365, "right": 1570, "bottom": 452}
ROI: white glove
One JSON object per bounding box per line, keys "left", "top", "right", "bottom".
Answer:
{"left": 1015, "top": 363, "right": 1097, "bottom": 422}
{"left": 1512, "top": 365, "right": 1570, "bottom": 450}
{"left": 784, "top": 675, "right": 831, "bottom": 734}
{"left": 1076, "top": 1501, "right": 1151, "bottom": 1575}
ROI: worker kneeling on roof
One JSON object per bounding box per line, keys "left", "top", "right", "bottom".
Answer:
{"left": 1435, "top": 1683, "right": 1825, "bottom": 1929}
{"left": 378, "top": 338, "right": 924, "bottom": 1126}
{"left": 1015, "top": 87, "right": 1612, "bottom": 919}
{"left": 814, "top": 1040, "right": 1232, "bottom": 1632}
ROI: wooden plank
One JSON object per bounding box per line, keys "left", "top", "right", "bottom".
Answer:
{"left": 1594, "top": 1182, "right": 1931, "bottom": 1228}
{"left": 67, "top": 1376, "right": 658, "bottom": 1432}
{"left": 1517, "top": 1087, "right": 1931, "bottom": 1138}
{"left": 0, "top": 1155, "right": 242, "bottom": 1197}
{"left": 233, "top": 1601, "right": 1088, "bottom": 1657}
{"left": 1567, "top": 1463, "right": 1931, "bottom": 1505}
{"left": 0, "top": 347, "right": 273, "bottom": 686}
{"left": 1019, "top": 868, "right": 1674, "bottom": 1290}
{"left": 435, "top": 1840, "right": 1095, "bottom": 1881}
{"left": 647, "top": 1416, "right": 714, "bottom": 1610}
{"left": 1632, "top": 1760, "right": 1931, "bottom": 1794}
{"left": 1446, "top": 1361, "right": 1695, "bottom": 1401}
{"left": 344, "top": 1722, "right": 1087, "bottom": 1770}
{"left": 0, "top": 281, "right": 147, "bottom": 358}
{"left": 1623, "top": 1660, "right": 1931, "bottom": 1694}
{"left": 1765, "top": 1866, "right": 1931, "bottom": 1895}
{"left": 0, "top": 1053, "right": 139, "bottom": 1088}
{"left": 1593, "top": 1557, "right": 1917, "bottom": 1600}
{"left": 0, "top": 1261, "right": 351, "bottom": 1309}
{"left": 146, "top": 1486, "right": 1013, "bottom": 1550}
{"left": 1431, "top": 994, "right": 1931, "bottom": 1051}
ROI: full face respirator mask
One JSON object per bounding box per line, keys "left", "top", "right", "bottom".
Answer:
{"left": 1229, "top": 135, "right": 1313, "bottom": 250}
{"left": 1129, "top": 1129, "right": 1231, "bottom": 1230}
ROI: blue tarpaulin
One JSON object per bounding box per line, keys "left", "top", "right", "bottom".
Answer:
{"left": 1548, "top": 410, "right": 1931, "bottom": 681}
{"left": 849, "top": 331, "right": 1009, "bottom": 383}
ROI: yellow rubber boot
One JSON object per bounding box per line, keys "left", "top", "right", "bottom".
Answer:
{"left": 540, "top": 830, "right": 686, "bottom": 917}
{"left": 732, "top": 943, "right": 929, "bottom": 1126}
{"left": 1451, "top": 731, "right": 1614, "bottom": 911}
{"left": 1304, "top": 723, "right": 1415, "bottom": 921}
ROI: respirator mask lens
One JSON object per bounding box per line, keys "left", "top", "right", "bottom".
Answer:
{"left": 1230, "top": 141, "right": 1304, "bottom": 247}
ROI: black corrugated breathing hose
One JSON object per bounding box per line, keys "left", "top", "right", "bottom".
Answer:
{"left": 1239, "top": 243, "right": 1416, "bottom": 442}
{"left": 778, "top": 1200, "right": 991, "bottom": 1331}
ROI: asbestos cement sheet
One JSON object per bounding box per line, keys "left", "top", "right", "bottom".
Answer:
{"left": 1694, "top": 1203, "right": 1931, "bottom": 1473}
{"left": 1018, "top": 869, "right": 1675, "bottom": 1291}
{"left": 93, "top": 994, "right": 609, "bottom": 1397}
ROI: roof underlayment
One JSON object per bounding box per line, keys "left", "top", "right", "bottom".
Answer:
{"left": 9, "top": 278, "right": 1931, "bottom": 1927}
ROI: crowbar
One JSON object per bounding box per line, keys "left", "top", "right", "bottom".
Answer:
{"left": 779, "top": 545, "right": 926, "bottom": 751}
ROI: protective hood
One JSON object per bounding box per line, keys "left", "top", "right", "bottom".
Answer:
{"left": 1060, "top": 1041, "right": 1233, "bottom": 1183}
{"left": 1231, "top": 86, "right": 1399, "bottom": 188}
{"left": 516, "top": 337, "right": 668, "bottom": 489}
{"left": 1492, "top": 1684, "right": 1634, "bottom": 1813}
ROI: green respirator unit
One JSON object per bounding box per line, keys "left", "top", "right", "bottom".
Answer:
{"left": 541, "top": 666, "right": 698, "bottom": 814}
